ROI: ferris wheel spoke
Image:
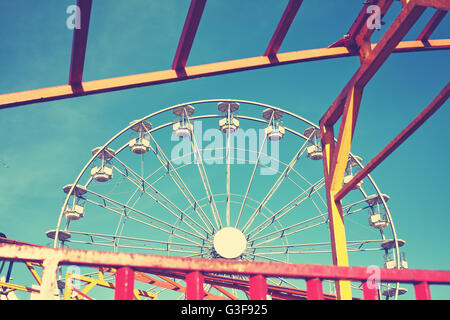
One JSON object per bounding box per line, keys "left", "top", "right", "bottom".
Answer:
{"left": 184, "top": 112, "right": 223, "bottom": 230}
{"left": 145, "top": 133, "right": 217, "bottom": 234}
{"left": 241, "top": 132, "right": 314, "bottom": 233}
{"left": 84, "top": 198, "right": 202, "bottom": 246}
{"left": 246, "top": 177, "right": 326, "bottom": 238}
{"left": 111, "top": 158, "right": 211, "bottom": 240}
{"left": 67, "top": 239, "right": 206, "bottom": 255}
{"left": 113, "top": 171, "right": 209, "bottom": 241}
{"left": 252, "top": 220, "right": 328, "bottom": 248}
{"left": 225, "top": 106, "right": 232, "bottom": 227}
{"left": 68, "top": 231, "right": 207, "bottom": 249}
{"left": 83, "top": 190, "right": 205, "bottom": 245}
{"left": 235, "top": 132, "right": 269, "bottom": 229}
{"left": 113, "top": 182, "right": 148, "bottom": 250}
{"left": 247, "top": 198, "right": 368, "bottom": 246}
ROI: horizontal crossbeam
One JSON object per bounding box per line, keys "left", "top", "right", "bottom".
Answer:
{"left": 1, "top": 40, "right": 448, "bottom": 110}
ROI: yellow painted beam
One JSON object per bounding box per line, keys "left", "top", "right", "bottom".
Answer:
{"left": 320, "top": 124, "right": 352, "bottom": 300}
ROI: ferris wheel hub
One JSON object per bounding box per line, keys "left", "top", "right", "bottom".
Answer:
{"left": 213, "top": 227, "right": 247, "bottom": 259}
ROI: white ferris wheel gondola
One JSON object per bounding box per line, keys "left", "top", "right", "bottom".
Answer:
{"left": 62, "top": 184, "right": 87, "bottom": 221}
{"left": 218, "top": 102, "right": 240, "bottom": 133}
{"left": 172, "top": 105, "right": 195, "bottom": 138}
{"left": 303, "top": 126, "right": 322, "bottom": 160}
{"left": 365, "top": 193, "right": 391, "bottom": 230}
{"left": 128, "top": 120, "right": 152, "bottom": 155}
{"left": 262, "top": 108, "right": 285, "bottom": 141}
{"left": 90, "top": 147, "right": 115, "bottom": 182}
{"left": 343, "top": 155, "right": 364, "bottom": 190}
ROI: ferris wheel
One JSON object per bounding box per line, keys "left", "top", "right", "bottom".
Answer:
{"left": 46, "top": 99, "right": 408, "bottom": 300}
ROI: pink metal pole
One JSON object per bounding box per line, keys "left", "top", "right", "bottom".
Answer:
{"left": 186, "top": 271, "right": 205, "bottom": 300}
{"left": 114, "top": 267, "right": 135, "bottom": 300}
{"left": 306, "top": 278, "right": 324, "bottom": 300}
{"left": 362, "top": 281, "right": 379, "bottom": 300}
{"left": 414, "top": 281, "right": 432, "bottom": 300}
{"left": 249, "top": 275, "right": 268, "bottom": 300}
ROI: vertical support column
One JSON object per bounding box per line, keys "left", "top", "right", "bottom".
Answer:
{"left": 362, "top": 281, "right": 379, "bottom": 300}
{"left": 39, "top": 257, "right": 60, "bottom": 300}
{"left": 186, "top": 271, "right": 205, "bottom": 300}
{"left": 320, "top": 86, "right": 363, "bottom": 300}
{"left": 249, "top": 275, "right": 267, "bottom": 300}
{"left": 414, "top": 281, "right": 432, "bottom": 300}
{"left": 114, "top": 267, "right": 135, "bottom": 300}
{"left": 69, "top": 0, "right": 93, "bottom": 86}
{"left": 306, "top": 278, "right": 324, "bottom": 300}
{"left": 320, "top": 123, "right": 351, "bottom": 300}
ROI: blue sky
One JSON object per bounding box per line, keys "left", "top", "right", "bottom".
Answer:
{"left": 0, "top": 1, "right": 449, "bottom": 299}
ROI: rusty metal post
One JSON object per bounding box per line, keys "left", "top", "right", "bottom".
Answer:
{"left": 39, "top": 257, "right": 60, "bottom": 300}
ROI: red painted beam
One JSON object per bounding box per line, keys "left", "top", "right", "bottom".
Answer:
{"left": 417, "top": 9, "right": 447, "bottom": 41}
{"left": 114, "top": 267, "right": 135, "bottom": 300}
{"left": 69, "top": 0, "right": 93, "bottom": 86}
{"left": 172, "top": 0, "right": 206, "bottom": 70}
{"left": 264, "top": 0, "right": 303, "bottom": 57}
{"left": 2, "top": 244, "right": 450, "bottom": 286}
{"left": 320, "top": 1, "right": 427, "bottom": 126}
{"left": 416, "top": 0, "right": 450, "bottom": 11}
{"left": 335, "top": 82, "right": 450, "bottom": 202}
{"left": 328, "top": 0, "right": 394, "bottom": 49}
{"left": 1, "top": 39, "right": 448, "bottom": 110}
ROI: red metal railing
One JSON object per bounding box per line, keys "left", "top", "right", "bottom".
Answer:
{"left": 1, "top": 243, "right": 449, "bottom": 300}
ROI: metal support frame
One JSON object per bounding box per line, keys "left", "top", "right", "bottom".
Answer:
{"left": 0, "top": 40, "right": 448, "bottom": 110}
{"left": 69, "top": 0, "right": 93, "bottom": 87}
{"left": 0, "top": 0, "right": 449, "bottom": 300}
{"left": 417, "top": 9, "right": 447, "bottom": 41}
{"left": 318, "top": 0, "right": 448, "bottom": 300}
{"left": 335, "top": 83, "right": 450, "bottom": 201}
{"left": 172, "top": 0, "right": 206, "bottom": 71}
{"left": 264, "top": 0, "right": 303, "bottom": 57}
